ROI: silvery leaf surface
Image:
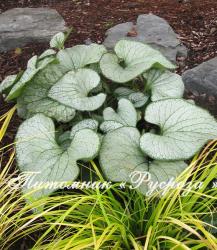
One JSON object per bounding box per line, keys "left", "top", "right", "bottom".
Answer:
{"left": 140, "top": 99, "right": 217, "bottom": 160}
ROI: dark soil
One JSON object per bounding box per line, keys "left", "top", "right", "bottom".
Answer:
{"left": 1, "top": 0, "right": 217, "bottom": 144}
{"left": 1, "top": 2, "right": 217, "bottom": 249}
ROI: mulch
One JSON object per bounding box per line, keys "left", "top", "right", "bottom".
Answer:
{"left": 0, "top": 2, "right": 217, "bottom": 248}
{"left": 1, "top": 0, "right": 217, "bottom": 145}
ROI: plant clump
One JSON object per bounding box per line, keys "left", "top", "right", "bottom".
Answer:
{"left": 1, "top": 32, "right": 217, "bottom": 201}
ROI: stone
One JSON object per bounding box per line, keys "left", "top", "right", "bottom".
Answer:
{"left": 182, "top": 57, "right": 217, "bottom": 96}
{"left": 0, "top": 8, "right": 67, "bottom": 52}
{"left": 103, "top": 14, "right": 188, "bottom": 62}
{"left": 103, "top": 22, "right": 134, "bottom": 48}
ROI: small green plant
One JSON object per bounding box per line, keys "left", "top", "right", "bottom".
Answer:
{"left": 1, "top": 32, "right": 217, "bottom": 201}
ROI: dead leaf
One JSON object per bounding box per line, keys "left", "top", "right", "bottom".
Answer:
{"left": 14, "top": 48, "right": 22, "bottom": 56}
{"left": 127, "top": 26, "right": 138, "bottom": 37}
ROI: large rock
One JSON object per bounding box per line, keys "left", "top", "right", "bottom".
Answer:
{"left": 182, "top": 57, "right": 217, "bottom": 96}
{"left": 103, "top": 14, "right": 187, "bottom": 62}
{"left": 0, "top": 8, "right": 67, "bottom": 52}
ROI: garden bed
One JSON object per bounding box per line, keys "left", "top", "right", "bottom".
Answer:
{"left": 1, "top": 0, "right": 217, "bottom": 145}
{"left": 0, "top": 1, "right": 217, "bottom": 249}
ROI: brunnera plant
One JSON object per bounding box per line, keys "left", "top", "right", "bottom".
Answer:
{"left": 1, "top": 32, "right": 217, "bottom": 201}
